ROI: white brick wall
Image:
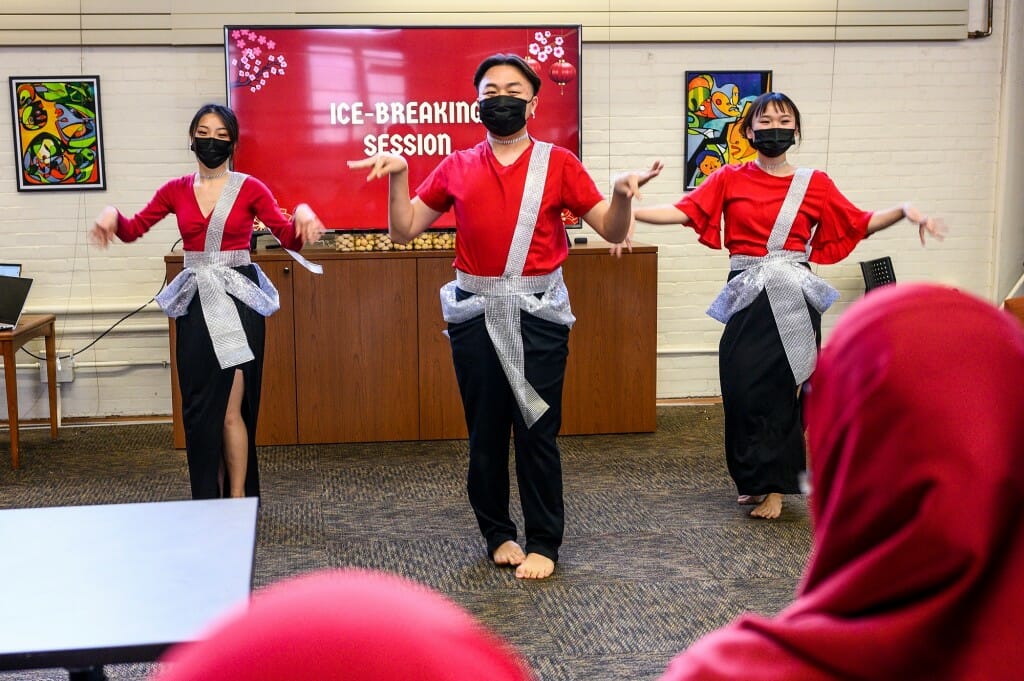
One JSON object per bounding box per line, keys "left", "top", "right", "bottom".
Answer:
{"left": 1, "top": 46, "right": 224, "bottom": 420}
{"left": 1, "top": 6, "right": 1020, "bottom": 417}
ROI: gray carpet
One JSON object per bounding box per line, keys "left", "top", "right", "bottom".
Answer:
{"left": 0, "top": 405, "right": 811, "bottom": 680}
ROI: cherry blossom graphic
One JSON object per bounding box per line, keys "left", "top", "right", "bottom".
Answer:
{"left": 525, "top": 31, "right": 576, "bottom": 95}
{"left": 229, "top": 29, "right": 288, "bottom": 93}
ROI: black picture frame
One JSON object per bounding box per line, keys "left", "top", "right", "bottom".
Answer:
{"left": 10, "top": 75, "right": 107, "bottom": 191}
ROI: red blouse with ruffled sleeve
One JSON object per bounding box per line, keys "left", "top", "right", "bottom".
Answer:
{"left": 675, "top": 163, "right": 871, "bottom": 265}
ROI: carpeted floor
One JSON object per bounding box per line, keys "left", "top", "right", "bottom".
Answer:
{"left": 0, "top": 405, "right": 811, "bottom": 681}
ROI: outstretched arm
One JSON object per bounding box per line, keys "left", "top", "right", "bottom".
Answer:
{"left": 633, "top": 205, "right": 693, "bottom": 226}
{"left": 347, "top": 154, "right": 442, "bottom": 244}
{"left": 868, "top": 202, "right": 947, "bottom": 245}
{"left": 583, "top": 160, "right": 664, "bottom": 247}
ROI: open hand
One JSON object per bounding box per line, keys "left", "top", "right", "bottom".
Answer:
{"left": 612, "top": 160, "right": 664, "bottom": 200}
{"left": 293, "top": 203, "right": 326, "bottom": 244}
{"left": 347, "top": 153, "right": 408, "bottom": 182}
{"left": 89, "top": 205, "right": 119, "bottom": 249}
{"left": 903, "top": 203, "right": 949, "bottom": 245}
{"left": 918, "top": 216, "right": 948, "bottom": 245}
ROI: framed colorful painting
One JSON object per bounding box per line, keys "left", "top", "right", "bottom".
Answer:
{"left": 684, "top": 70, "right": 772, "bottom": 190}
{"left": 9, "top": 75, "right": 106, "bottom": 191}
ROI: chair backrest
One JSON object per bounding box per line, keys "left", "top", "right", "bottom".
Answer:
{"left": 860, "top": 256, "right": 897, "bottom": 292}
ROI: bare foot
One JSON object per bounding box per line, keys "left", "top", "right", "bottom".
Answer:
{"left": 515, "top": 553, "right": 555, "bottom": 579}
{"left": 737, "top": 494, "right": 766, "bottom": 505}
{"left": 750, "top": 493, "right": 783, "bottom": 519}
{"left": 493, "top": 540, "right": 526, "bottom": 567}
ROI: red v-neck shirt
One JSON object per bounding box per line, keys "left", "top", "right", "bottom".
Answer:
{"left": 416, "top": 140, "right": 604, "bottom": 277}
{"left": 675, "top": 163, "right": 872, "bottom": 265}
{"left": 115, "top": 174, "right": 303, "bottom": 252}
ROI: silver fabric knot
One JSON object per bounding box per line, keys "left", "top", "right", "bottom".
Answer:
{"left": 157, "top": 250, "right": 280, "bottom": 369}
{"left": 441, "top": 269, "right": 575, "bottom": 428}
{"left": 707, "top": 251, "right": 839, "bottom": 383}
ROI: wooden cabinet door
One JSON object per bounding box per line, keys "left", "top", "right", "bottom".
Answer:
{"left": 416, "top": 257, "right": 468, "bottom": 440}
{"left": 254, "top": 260, "right": 298, "bottom": 445}
{"left": 561, "top": 249, "right": 658, "bottom": 434}
{"left": 292, "top": 257, "right": 420, "bottom": 443}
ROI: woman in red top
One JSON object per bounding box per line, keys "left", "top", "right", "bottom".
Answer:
{"left": 635, "top": 92, "right": 945, "bottom": 519}
{"left": 90, "top": 103, "right": 324, "bottom": 499}
{"left": 350, "top": 54, "right": 661, "bottom": 579}
{"left": 659, "top": 283, "right": 1024, "bottom": 680}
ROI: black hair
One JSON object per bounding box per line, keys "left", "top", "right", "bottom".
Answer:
{"left": 188, "top": 103, "right": 239, "bottom": 142}
{"left": 739, "top": 92, "right": 802, "bottom": 138}
{"left": 473, "top": 53, "right": 542, "bottom": 96}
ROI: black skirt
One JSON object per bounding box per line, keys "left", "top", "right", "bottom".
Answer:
{"left": 718, "top": 282, "right": 819, "bottom": 495}
{"left": 174, "top": 264, "right": 265, "bottom": 499}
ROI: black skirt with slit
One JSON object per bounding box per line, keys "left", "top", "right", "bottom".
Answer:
{"left": 174, "top": 264, "right": 265, "bottom": 499}
{"left": 718, "top": 281, "right": 819, "bottom": 496}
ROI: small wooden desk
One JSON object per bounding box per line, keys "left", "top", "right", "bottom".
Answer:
{"left": 1, "top": 313, "right": 59, "bottom": 469}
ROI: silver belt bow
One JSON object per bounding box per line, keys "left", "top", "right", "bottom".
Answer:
{"left": 156, "top": 250, "right": 280, "bottom": 369}
{"left": 707, "top": 250, "right": 838, "bottom": 384}
{"left": 441, "top": 269, "right": 575, "bottom": 427}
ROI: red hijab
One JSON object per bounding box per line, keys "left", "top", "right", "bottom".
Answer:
{"left": 661, "top": 283, "right": 1024, "bottom": 680}
{"left": 151, "top": 569, "right": 534, "bottom": 681}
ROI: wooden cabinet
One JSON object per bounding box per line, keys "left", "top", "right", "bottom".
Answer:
{"left": 292, "top": 256, "right": 420, "bottom": 443}
{"left": 416, "top": 256, "right": 469, "bottom": 439}
{"left": 561, "top": 246, "right": 658, "bottom": 434}
{"left": 165, "top": 241, "right": 656, "bottom": 447}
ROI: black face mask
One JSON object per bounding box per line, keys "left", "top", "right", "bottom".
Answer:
{"left": 479, "top": 95, "right": 529, "bottom": 138}
{"left": 190, "top": 137, "right": 233, "bottom": 169}
{"left": 751, "top": 128, "right": 796, "bottom": 158}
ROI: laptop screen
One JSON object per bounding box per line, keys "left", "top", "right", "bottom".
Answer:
{"left": 0, "top": 264, "right": 21, "bottom": 277}
{"left": 0, "top": 275, "right": 33, "bottom": 329}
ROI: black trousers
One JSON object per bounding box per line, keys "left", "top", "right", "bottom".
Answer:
{"left": 718, "top": 284, "right": 819, "bottom": 496}
{"left": 175, "top": 265, "right": 264, "bottom": 499}
{"left": 448, "top": 306, "right": 570, "bottom": 563}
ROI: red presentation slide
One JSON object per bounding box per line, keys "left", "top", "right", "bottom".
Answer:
{"left": 225, "top": 26, "right": 582, "bottom": 230}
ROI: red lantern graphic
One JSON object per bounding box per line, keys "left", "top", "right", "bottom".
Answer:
{"left": 524, "top": 56, "right": 542, "bottom": 78}
{"left": 549, "top": 59, "right": 577, "bottom": 95}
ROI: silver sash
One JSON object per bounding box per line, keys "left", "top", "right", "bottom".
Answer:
{"left": 439, "top": 141, "right": 572, "bottom": 427}
{"left": 706, "top": 168, "right": 839, "bottom": 384}
{"left": 155, "top": 172, "right": 321, "bottom": 369}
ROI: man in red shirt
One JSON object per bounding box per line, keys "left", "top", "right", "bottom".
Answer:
{"left": 350, "top": 54, "right": 660, "bottom": 579}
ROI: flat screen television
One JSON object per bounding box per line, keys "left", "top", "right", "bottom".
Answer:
{"left": 224, "top": 25, "right": 582, "bottom": 230}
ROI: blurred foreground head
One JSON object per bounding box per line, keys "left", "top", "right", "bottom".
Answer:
{"left": 662, "top": 283, "right": 1024, "bottom": 680}
{"left": 151, "top": 569, "right": 535, "bottom": 681}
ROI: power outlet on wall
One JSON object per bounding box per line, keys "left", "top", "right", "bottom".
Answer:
{"left": 38, "top": 349, "right": 75, "bottom": 383}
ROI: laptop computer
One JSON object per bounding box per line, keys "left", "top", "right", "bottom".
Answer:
{"left": 0, "top": 263, "right": 21, "bottom": 277}
{"left": 0, "top": 275, "right": 33, "bottom": 330}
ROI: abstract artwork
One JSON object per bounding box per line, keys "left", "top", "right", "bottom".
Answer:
{"left": 10, "top": 76, "right": 106, "bottom": 191}
{"left": 684, "top": 70, "right": 772, "bottom": 190}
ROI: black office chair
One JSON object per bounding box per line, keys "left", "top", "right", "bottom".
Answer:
{"left": 860, "top": 256, "right": 896, "bottom": 293}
